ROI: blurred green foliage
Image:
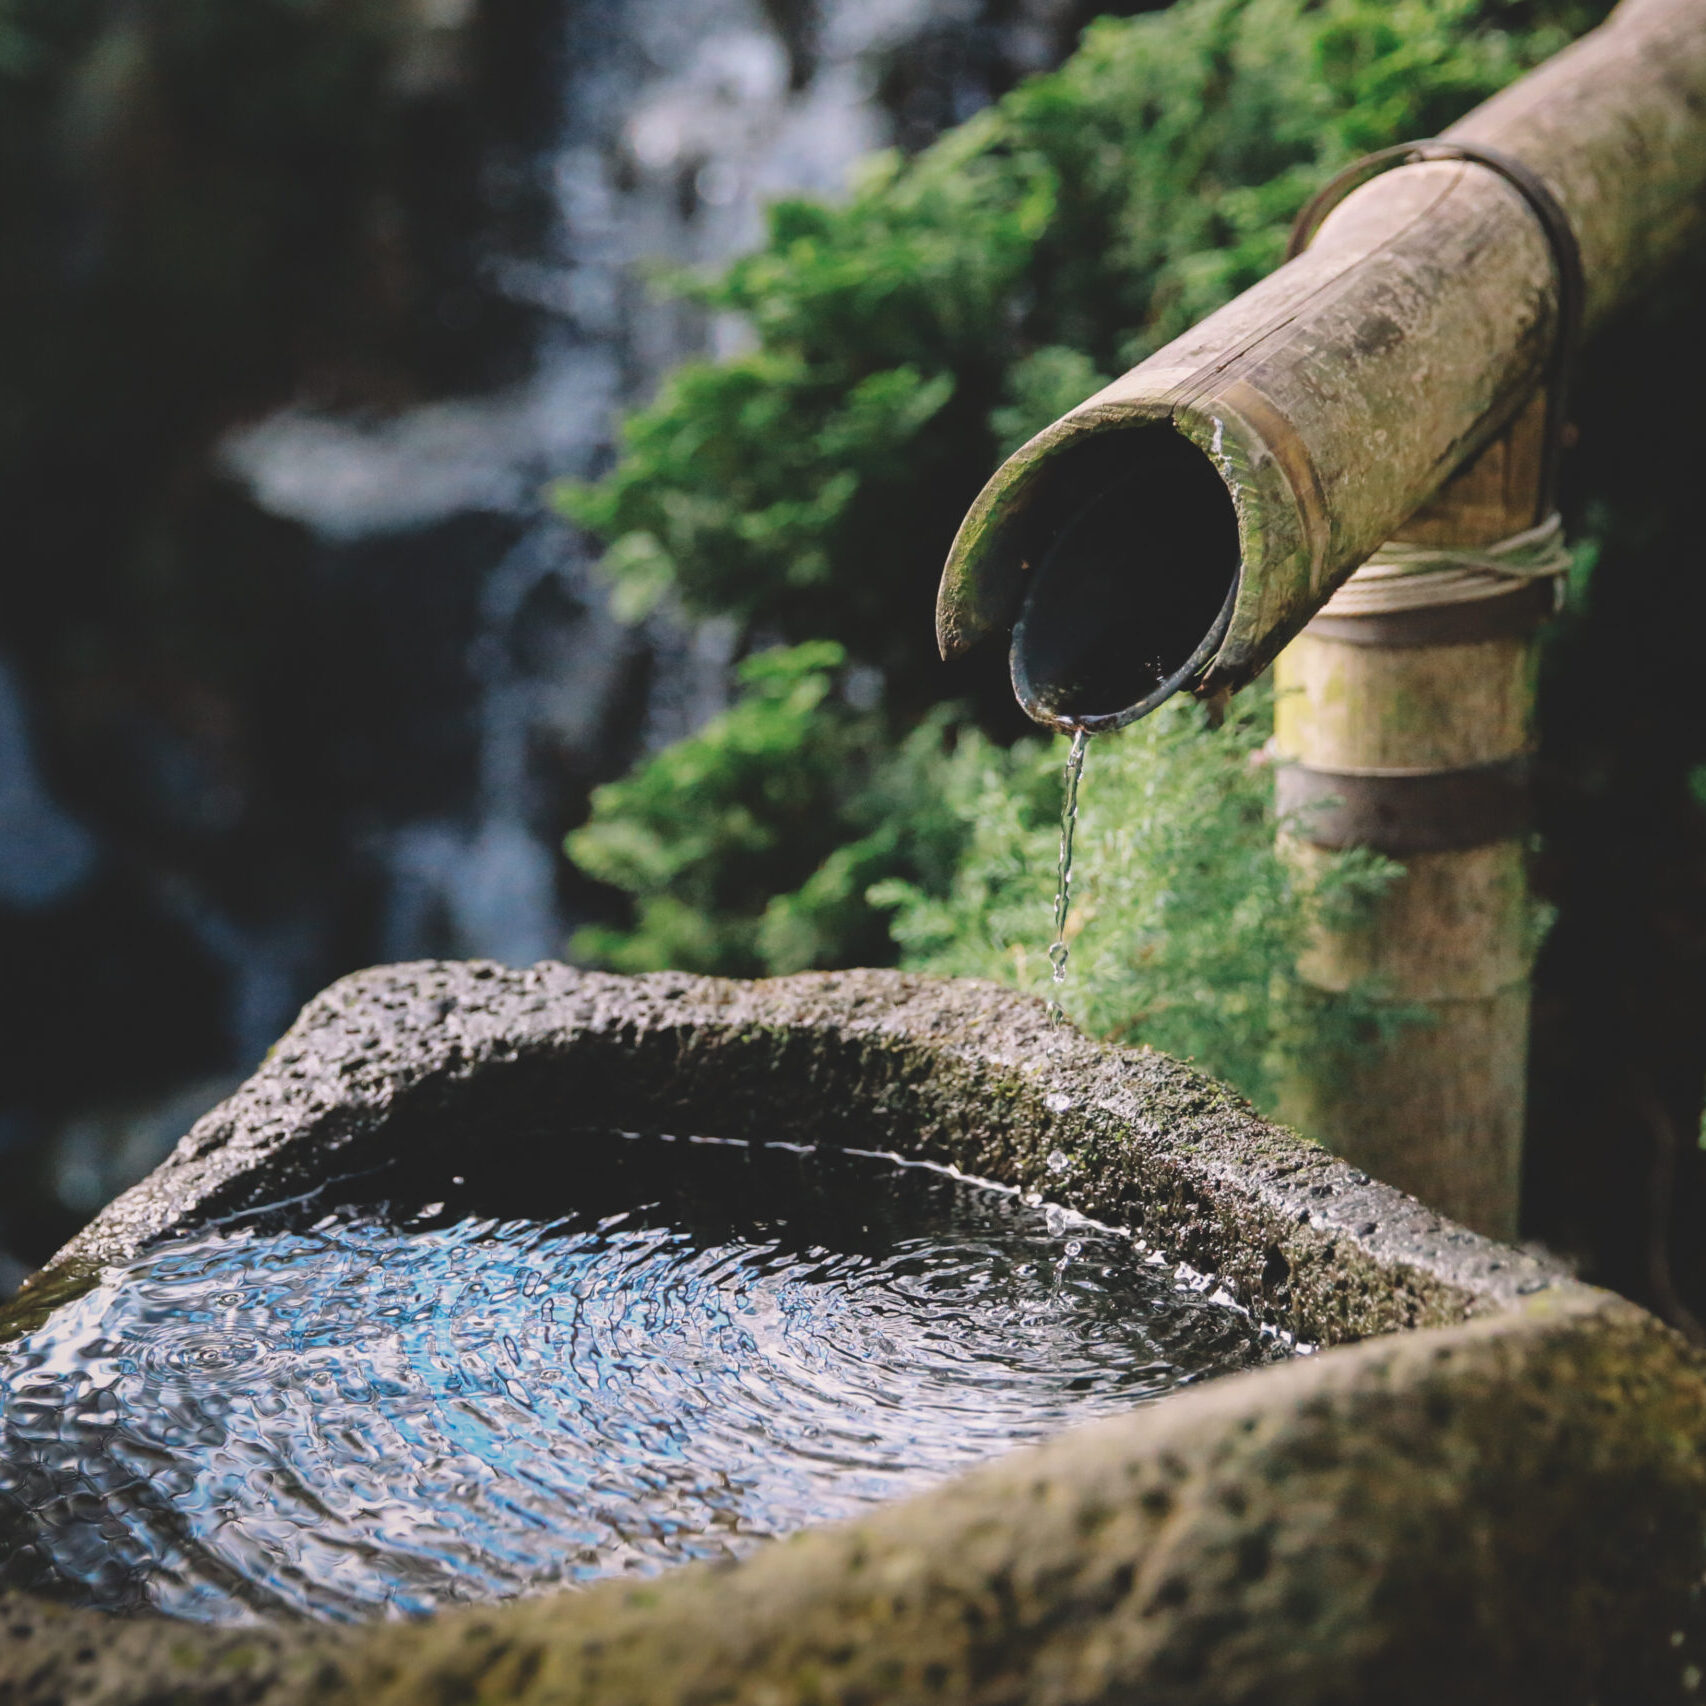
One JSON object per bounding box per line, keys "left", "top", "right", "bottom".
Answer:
{"left": 571, "top": 642, "right": 972, "bottom": 977}
{"left": 561, "top": 0, "right": 1607, "bottom": 1104}
{"left": 876, "top": 683, "right": 1401, "bottom": 1109}
{"left": 558, "top": 0, "right": 1598, "bottom": 677}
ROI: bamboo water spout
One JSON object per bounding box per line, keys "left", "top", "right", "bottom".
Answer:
{"left": 936, "top": 0, "right": 1706, "bottom": 730}
{"left": 936, "top": 0, "right": 1706, "bottom": 1235}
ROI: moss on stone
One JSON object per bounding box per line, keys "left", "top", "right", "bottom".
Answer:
{"left": 2, "top": 964, "right": 1701, "bottom": 1703}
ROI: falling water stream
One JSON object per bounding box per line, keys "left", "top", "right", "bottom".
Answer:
{"left": 1046, "top": 727, "right": 1091, "bottom": 1024}
{"left": 0, "top": 1131, "right": 1283, "bottom": 1623}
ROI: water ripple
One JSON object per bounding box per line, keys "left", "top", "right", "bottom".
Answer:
{"left": 0, "top": 1136, "right": 1285, "bottom": 1622}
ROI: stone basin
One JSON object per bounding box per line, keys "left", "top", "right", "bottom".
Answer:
{"left": 1, "top": 961, "right": 1703, "bottom": 1705}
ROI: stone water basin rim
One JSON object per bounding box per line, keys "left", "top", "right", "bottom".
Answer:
{"left": 1, "top": 962, "right": 1702, "bottom": 1705}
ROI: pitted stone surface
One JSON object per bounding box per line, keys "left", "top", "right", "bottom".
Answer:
{"left": 1, "top": 963, "right": 1702, "bottom": 1705}
{"left": 16, "top": 964, "right": 1566, "bottom": 1346}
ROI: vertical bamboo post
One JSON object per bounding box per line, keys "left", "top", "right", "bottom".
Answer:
{"left": 1273, "top": 395, "right": 1551, "bottom": 1239}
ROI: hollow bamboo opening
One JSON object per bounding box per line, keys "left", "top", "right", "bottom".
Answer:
{"left": 1003, "top": 426, "right": 1241, "bottom": 730}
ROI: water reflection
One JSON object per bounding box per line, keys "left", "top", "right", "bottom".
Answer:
{"left": 0, "top": 1135, "right": 1283, "bottom": 1622}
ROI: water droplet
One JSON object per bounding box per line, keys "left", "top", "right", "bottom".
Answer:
{"left": 1046, "top": 1148, "right": 1070, "bottom": 1173}
{"left": 141, "top": 1329, "right": 277, "bottom": 1386}
{"left": 1043, "top": 729, "right": 1090, "bottom": 1024}
{"left": 1044, "top": 1092, "right": 1073, "bottom": 1115}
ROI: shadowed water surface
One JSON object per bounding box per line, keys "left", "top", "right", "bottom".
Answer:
{"left": 0, "top": 1135, "right": 1285, "bottom": 1622}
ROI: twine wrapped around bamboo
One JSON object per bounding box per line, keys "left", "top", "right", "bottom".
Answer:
{"left": 1316, "top": 514, "right": 1572, "bottom": 619}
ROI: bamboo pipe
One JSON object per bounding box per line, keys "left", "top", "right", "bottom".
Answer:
{"left": 934, "top": 0, "right": 1706, "bottom": 1235}
{"left": 936, "top": 0, "right": 1706, "bottom": 730}
{"left": 1274, "top": 395, "right": 1550, "bottom": 1238}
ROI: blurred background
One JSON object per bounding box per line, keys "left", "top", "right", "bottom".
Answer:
{"left": 4, "top": 0, "right": 1706, "bottom": 1333}
{"left": 0, "top": 0, "right": 1161, "bottom": 1282}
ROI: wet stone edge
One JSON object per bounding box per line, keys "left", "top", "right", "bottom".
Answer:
{"left": 5, "top": 962, "right": 1576, "bottom": 1349}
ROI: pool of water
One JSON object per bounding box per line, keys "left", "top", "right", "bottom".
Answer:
{"left": 0, "top": 1134, "right": 1285, "bottom": 1622}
